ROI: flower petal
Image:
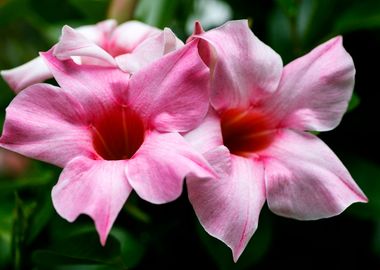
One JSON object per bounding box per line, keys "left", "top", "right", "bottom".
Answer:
{"left": 40, "top": 49, "right": 129, "bottom": 119}
{"left": 127, "top": 41, "right": 209, "bottom": 132}
{"left": 190, "top": 20, "right": 283, "bottom": 110}
{"left": 52, "top": 157, "right": 132, "bottom": 245}
{"left": 263, "top": 129, "right": 367, "bottom": 220}
{"left": 1, "top": 57, "right": 52, "bottom": 93}
{"left": 126, "top": 131, "right": 215, "bottom": 204}
{"left": 187, "top": 155, "right": 265, "bottom": 262}
{"left": 0, "top": 83, "right": 94, "bottom": 167}
{"left": 53, "top": 25, "right": 116, "bottom": 66}
{"left": 116, "top": 27, "right": 184, "bottom": 73}
{"left": 184, "top": 108, "right": 223, "bottom": 154}
{"left": 266, "top": 36, "right": 355, "bottom": 132}
{"left": 110, "top": 20, "right": 161, "bottom": 53}
{"left": 76, "top": 19, "right": 117, "bottom": 45}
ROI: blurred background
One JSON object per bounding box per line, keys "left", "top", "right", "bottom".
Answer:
{"left": 1, "top": 0, "right": 380, "bottom": 269}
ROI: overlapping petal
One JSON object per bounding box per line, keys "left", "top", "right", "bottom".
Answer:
{"left": 190, "top": 20, "right": 283, "bottom": 110}
{"left": 184, "top": 109, "right": 223, "bottom": 154}
{"left": 109, "top": 21, "right": 161, "bottom": 53}
{"left": 40, "top": 49, "right": 129, "bottom": 118}
{"left": 264, "top": 36, "right": 355, "bottom": 132}
{"left": 188, "top": 155, "right": 265, "bottom": 261}
{"left": 76, "top": 19, "right": 117, "bottom": 45}
{"left": 52, "top": 157, "right": 132, "bottom": 244}
{"left": 127, "top": 131, "right": 216, "bottom": 204}
{"left": 0, "top": 84, "right": 93, "bottom": 167}
{"left": 1, "top": 57, "right": 52, "bottom": 93}
{"left": 116, "top": 28, "right": 184, "bottom": 73}
{"left": 262, "top": 129, "right": 367, "bottom": 220}
{"left": 127, "top": 40, "right": 210, "bottom": 132}
{"left": 53, "top": 25, "right": 116, "bottom": 66}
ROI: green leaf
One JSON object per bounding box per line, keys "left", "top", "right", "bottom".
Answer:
{"left": 68, "top": 0, "right": 111, "bottom": 22}
{"left": 276, "top": 0, "right": 300, "bottom": 18}
{"left": 0, "top": 170, "right": 54, "bottom": 191}
{"left": 0, "top": 0, "right": 29, "bottom": 25}
{"left": 111, "top": 228, "right": 145, "bottom": 268}
{"left": 267, "top": 5, "right": 294, "bottom": 63}
{"left": 26, "top": 193, "right": 54, "bottom": 244}
{"left": 299, "top": 0, "right": 339, "bottom": 50}
{"left": 35, "top": 264, "right": 117, "bottom": 270}
{"left": 124, "top": 202, "right": 151, "bottom": 224}
{"left": 12, "top": 193, "right": 28, "bottom": 270}
{"left": 33, "top": 225, "right": 145, "bottom": 269}
{"left": 197, "top": 209, "right": 273, "bottom": 269}
{"left": 333, "top": 1, "right": 380, "bottom": 34}
{"left": 135, "top": 0, "right": 177, "bottom": 28}
{"left": 32, "top": 231, "right": 125, "bottom": 268}
{"left": 347, "top": 92, "right": 360, "bottom": 112}
{"left": 0, "top": 200, "right": 14, "bottom": 268}
{"left": 135, "top": 0, "right": 194, "bottom": 31}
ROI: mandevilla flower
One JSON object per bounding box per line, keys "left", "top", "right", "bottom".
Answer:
{"left": 185, "top": 20, "right": 368, "bottom": 261}
{"left": 0, "top": 39, "right": 214, "bottom": 244}
{"left": 1, "top": 19, "right": 183, "bottom": 93}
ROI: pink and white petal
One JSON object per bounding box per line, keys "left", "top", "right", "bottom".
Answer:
{"left": 1, "top": 57, "right": 52, "bottom": 93}
{"left": 263, "top": 129, "right": 367, "bottom": 220}
{"left": 128, "top": 41, "right": 209, "bottom": 132}
{"left": 191, "top": 20, "right": 283, "bottom": 110}
{"left": 201, "top": 145, "right": 232, "bottom": 179}
{"left": 40, "top": 49, "right": 129, "bottom": 119}
{"left": 188, "top": 21, "right": 205, "bottom": 38}
{"left": 116, "top": 28, "right": 184, "bottom": 73}
{"left": 110, "top": 21, "right": 161, "bottom": 53}
{"left": 184, "top": 109, "right": 223, "bottom": 154}
{"left": 0, "top": 84, "right": 94, "bottom": 167}
{"left": 266, "top": 36, "right": 355, "bottom": 132}
{"left": 126, "top": 131, "right": 215, "bottom": 204}
{"left": 76, "top": 19, "right": 117, "bottom": 46}
{"left": 53, "top": 26, "right": 116, "bottom": 66}
{"left": 52, "top": 157, "right": 131, "bottom": 245}
{"left": 187, "top": 155, "right": 265, "bottom": 262}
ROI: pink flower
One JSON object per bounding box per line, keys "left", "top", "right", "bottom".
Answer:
{"left": 0, "top": 40, "right": 214, "bottom": 244}
{"left": 185, "top": 20, "right": 368, "bottom": 261}
{"left": 1, "top": 19, "right": 183, "bottom": 93}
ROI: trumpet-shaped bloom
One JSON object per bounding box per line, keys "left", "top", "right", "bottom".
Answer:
{"left": 185, "top": 20, "right": 367, "bottom": 261}
{"left": 0, "top": 40, "right": 214, "bottom": 244}
{"left": 1, "top": 19, "right": 183, "bottom": 93}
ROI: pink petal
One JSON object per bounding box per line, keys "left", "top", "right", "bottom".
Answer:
{"left": 110, "top": 21, "right": 161, "bottom": 53}
{"left": 1, "top": 57, "right": 52, "bottom": 93}
{"left": 127, "top": 41, "right": 209, "bottom": 132}
{"left": 40, "top": 49, "right": 128, "bottom": 119}
{"left": 184, "top": 108, "right": 223, "bottom": 154}
{"left": 0, "top": 84, "right": 94, "bottom": 167}
{"left": 191, "top": 20, "right": 283, "bottom": 110}
{"left": 126, "top": 131, "right": 215, "bottom": 204}
{"left": 266, "top": 36, "right": 355, "bottom": 132}
{"left": 188, "top": 155, "right": 265, "bottom": 261}
{"left": 53, "top": 25, "right": 116, "bottom": 66}
{"left": 263, "top": 129, "right": 367, "bottom": 220}
{"left": 76, "top": 19, "right": 117, "bottom": 45}
{"left": 116, "top": 28, "right": 184, "bottom": 73}
{"left": 52, "top": 157, "right": 132, "bottom": 245}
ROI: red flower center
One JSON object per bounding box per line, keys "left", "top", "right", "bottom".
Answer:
{"left": 220, "top": 108, "right": 276, "bottom": 157}
{"left": 91, "top": 106, "right": 145, "bottom": 160}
